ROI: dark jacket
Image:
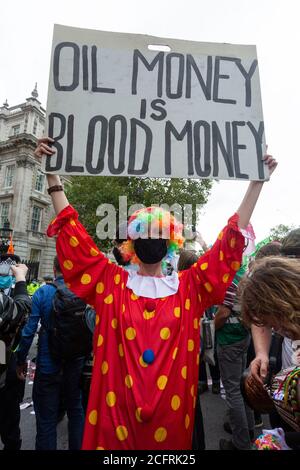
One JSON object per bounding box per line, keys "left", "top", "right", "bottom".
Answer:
{"left": 0, "top": 281, "right": 31, "bottom": 388}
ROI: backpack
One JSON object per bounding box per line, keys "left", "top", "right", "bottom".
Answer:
{"left": 47, "top": 282, "right": 93, "bottom": 362}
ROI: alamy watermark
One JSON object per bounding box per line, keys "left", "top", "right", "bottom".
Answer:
{"left": 95, "top": 196, "right": 202, "bottom": 241}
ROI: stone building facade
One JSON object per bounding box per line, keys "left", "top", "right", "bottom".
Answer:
{"left": 0, "top": 85, "right": 58, "bottom": 278}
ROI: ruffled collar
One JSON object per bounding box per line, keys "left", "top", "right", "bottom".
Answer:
{"left": 126, "top": 269, "right": 179, "bottom": 299}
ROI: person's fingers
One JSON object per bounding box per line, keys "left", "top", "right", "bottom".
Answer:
{"left": 260, "top": 359, "right": 269, "bottom": 381}
{"left": 40, "top": 143, "right": 56, "bottom": 154}
{"left": 37, "top": 137, "right": 54, "bottom": 145}
{"left": 250, "top": 360, "right": 264, "bottom": 385}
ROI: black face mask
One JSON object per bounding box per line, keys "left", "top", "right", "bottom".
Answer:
{"left": 112, "top": 246, "right": 128, "bottom": 266}
{"left": 134, "top": 238, "right": 167, "bottom": 264}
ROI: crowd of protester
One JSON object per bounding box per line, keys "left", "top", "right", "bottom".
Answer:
{"left": 0, "top": 138, "right": 299, "bottom": 451}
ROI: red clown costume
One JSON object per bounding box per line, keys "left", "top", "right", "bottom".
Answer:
{"left": 47, "top": 205, "right": 244, "bottom": 450}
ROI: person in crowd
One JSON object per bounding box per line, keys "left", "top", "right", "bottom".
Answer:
{"left": 177, "top": 249, "right": 206, "bottom": 450}
{"left": 16, "top": 256, "right": 86, "bottom": 450}
{"left": 35, "top": 136, "right": 277, "bottom": 450}
{"left": 246, "top": 241, "right": 283, "bottom": 429}
{"left": 240, "top": 254, "right": 300, "bottom": 449}
{"left": 0, "top": 256, "right": 31, "bottom": 450}
{"left": 246, "top": 229, "right": 300, "bottom": 385}
{"left": 215, "top": 265, "right": 255, "bottom": 450}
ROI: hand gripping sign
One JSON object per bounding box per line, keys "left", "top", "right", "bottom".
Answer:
{"left": 44, "top": 24, "right": 268, "bottom": 181}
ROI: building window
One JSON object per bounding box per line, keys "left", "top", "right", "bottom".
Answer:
{"left": 31, "top": 206, "right": 42, "bottom": 232}
{"left": 33, "top": 119, "right": 37, "bottom": 135}
{"left": 35, "top": 170, "right": 45, "bottom": 192}
{"left": 30, "top": 248, "right": 41, "bottom": 262}
{"left": 0, "top": 202, "right": 10, "bottom": 228}
{"left": 12, "top": 125, "right": 20, "bottom": 136}
{"left": 4, "top": 165, "right": 15, "bottom": 188}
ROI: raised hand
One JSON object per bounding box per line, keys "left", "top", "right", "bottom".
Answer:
{"left": 34, "top": 137, "right": 56, "bottom": 159}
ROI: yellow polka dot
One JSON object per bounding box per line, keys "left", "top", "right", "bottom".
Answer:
{"left": 198, "top": 293, "right": 202, "bottom": 302}
{"left": 101, "top": 361, "right": 109, "bottom": 375}
{"left": 90, "top": 247, "right": 99, "bottom": 256}
{"left": 178, "top": 272, "right": 183, "bottom": 278}
{"left": 106, "top": 391, "right": 116, "bottom": 407}
{"left": 181, "top": 366, "right": 187, "bottom": 379}
{"left": 193, "top": 262, "right": 197, "bottom": 268}
{"left": 196, "top": 353, "right": 200, "bottom": 365}
{"left": 204, "top": 282, "right": 213, "bottom": 293}
{"left": 218, "top": 231, "right": 224, "bottom": 240}
{"left": 139, "top": 355, "right": 148, "bottom": 368}
{"left": 193, "top": 318, "right": 198, "bottom": 329}
{"left": 118, "top": 343, "right": 124, "bottom": 357}
{"left": 157, "top": 375, "right": 168, "bottom": 390}
{"left": 200, "top": 262, "right": 208, "bottom": 271}
{"left": 171, "top": 395, "right": 181, "bottom": 411}
{"left": 63, "top": 260, "right": 73, "bottom": 270}
{"left": 95, "top": 315, "right": 100, "bottom": 325}
{"left": 188, "top": 339, "right": 194, "bottom": 352}
{"left": 193, "top": 396, "right": 197, "bottom": 408}
{"left": 65, "top": 282, "right": 71, "bottom": 288}
{"left": 121, "top": 282, "right": 125, "bottom": 289}
{"left": 191, "top": 385, "right": 195, "bottom": 397}
{"left": 160, "top": 327, "right": 170, "bottom": 340}
{"left": 126, "top": 327, "right": 136, "bottom": 340}
{"left": 135, "top": 408, "right": 143, "bottom": 423}
{"left": 125, "top": 375, "right": 133, "bottom": 388}
{"left": 81, "top": 273, "right": 91, "bottom": 285}
{"left": 185, "top": 414, "right": 190, "bottom": 429}
{"left": 231, "top": 261, "right": 240, "bottom": 271}
{"left": 143, "top": 310, "right": 155, "bottom": 320}
{"left": 96, "top": 282, "right": 104, "bottom": 294}
{"left": 222, "top": 273, "right": 230, "bottom": 283}
{"left": 131, "top": 293, "right": 139, "bottom": 301}
{"left": 174, "top": 307, "right": 181, "bottom": 318}
{"left": 122, "top": 304, "right": 125, "bottom": 313}
{"left": 51, "top": 217, "right": 57, "bottom": 225}
{"left": 104, "top": 294, "right": 113, "bottom": 304}
{"left": 219, "top": 250, "right": 224, "bottom": 261}
{"left": 96, "top": 446, "right": 105, "bottom": 450}
{"left": 111, "top": 318, "right": 118, "bottom": 329}
{"left": 88, "top": 410, "right": 97, "bottom": 425}
{"left": 230, "top": 237, "right": 236, "bottom": 248}
{"left": 116, "top": 425, "right": 128, "bottom": 441}
{"left": 161, "top": 297, "right": 166, "bottom": 301}
{"left": 97, "top": 334, "right": 103, "bottom": 347}
{"left": 69, "top": 236, "right": 79, "bottom": 247}
{"left": 185, "top": 298, "right": 191, "bottom": 310}
{"left": 154, "top": 427, "right": 167, "bottom": 442}
{"left": 114, "top": 274, "right": 121, "bottom": 285}
{"left": 172, "top": 347, "right": 178, "bottom": 360}
{"left": 70, "top": 219, "right": 76, "bottom": 226}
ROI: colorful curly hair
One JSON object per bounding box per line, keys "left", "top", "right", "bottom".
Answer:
{"left": 120, "top": 206, "right": 184, "bottom": 264}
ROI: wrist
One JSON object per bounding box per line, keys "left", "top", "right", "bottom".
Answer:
{"left": 15, "top": 275, "right": 26, "bottom": 283}
{"left": 47, "top": 174, "right": 61, "bottom": 186}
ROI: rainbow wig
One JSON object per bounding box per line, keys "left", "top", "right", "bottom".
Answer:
{"left": 120, "top": 206, "right": 184, "bottom": 264}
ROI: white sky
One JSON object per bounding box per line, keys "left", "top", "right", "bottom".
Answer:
{"left": 0, "top": 0, "right": 299, "bottom": 244}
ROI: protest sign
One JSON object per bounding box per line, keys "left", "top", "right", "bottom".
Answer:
{"left": 45, "top": 24, "right": 267, "bottom": 180}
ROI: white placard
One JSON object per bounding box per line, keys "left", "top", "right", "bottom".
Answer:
{"left": 45, "top": 24, "right": 267, "bottom": 180}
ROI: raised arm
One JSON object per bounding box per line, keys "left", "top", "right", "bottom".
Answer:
{"left": 236, "top": 155, "right": 277, "bottom": 229}
{"left": 34, "top": 137, "right": 68, "bottom": 214}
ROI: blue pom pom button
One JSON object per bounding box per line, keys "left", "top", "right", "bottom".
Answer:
{"left": 142, "top": 349, "right": 155, "bottom": 364}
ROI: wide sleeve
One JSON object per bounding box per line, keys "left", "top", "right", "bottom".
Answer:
{"left": 187, "top": 213, "right": 245, "bottom": 312}
{"left": 47, "top": 204, "right": 124, "bottom": 306}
